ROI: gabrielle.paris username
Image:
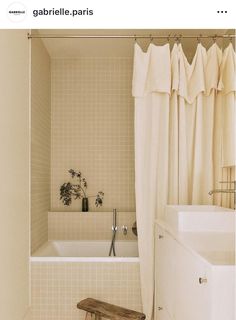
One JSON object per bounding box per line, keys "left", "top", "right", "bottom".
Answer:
{"left": 32, "top": 8, "right": 94, "bottom": 17}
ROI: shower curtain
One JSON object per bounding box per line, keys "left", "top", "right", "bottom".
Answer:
{"left": 132, "top": 42, "right": 236, "bottom": 319}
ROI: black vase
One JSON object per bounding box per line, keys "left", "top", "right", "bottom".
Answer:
{"left": 82, "top": 197, "right": 89, "bottom": 212}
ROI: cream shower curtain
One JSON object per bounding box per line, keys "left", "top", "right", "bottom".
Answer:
{"left": 132, "top": 42, "right": 236, "bottom": 319}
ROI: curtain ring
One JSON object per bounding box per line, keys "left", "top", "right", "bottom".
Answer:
{"left": 197, "top": 34, "right": 202, "bottom": 43}
{"left": 179, "top": 34, "right": 182, "bottom": 43}
{"left": 175, "top": 34, "right": 182, "bottom": 44}
{"left": 212, "top": 35, "right": 217, "bottom": 43}
{"left": 167, "top": 34, "right": 171, "bottom": 43}
{"left": 175, "top": 36, "right": 180, "bottom": 44}
{"left": 229, "top": 36, "right": 233, "bottom": 43}
{"left": 150, "top": 34, "right": 153, "bottom": 43}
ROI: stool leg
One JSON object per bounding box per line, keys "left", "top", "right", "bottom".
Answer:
{"left": 85, "top": 312, "right": 93, "bottom": 320}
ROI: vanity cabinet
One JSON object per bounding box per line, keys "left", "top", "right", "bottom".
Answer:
{"left": 155, "top": 293, "right": 172, "bottom": 320}
{"left": 155, "top": 225, "right": 211, "bottom": 320}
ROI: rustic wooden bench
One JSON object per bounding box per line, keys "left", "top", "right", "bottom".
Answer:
{"left": 77, "top": 298, "right": 146, "bottom": 320}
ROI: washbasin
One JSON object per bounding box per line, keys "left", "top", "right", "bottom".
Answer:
{"left": 165, "top": 205, "right": 235, "bottom": 232}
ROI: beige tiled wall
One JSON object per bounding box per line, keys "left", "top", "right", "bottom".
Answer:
{"left": 31, "top": 262, "right": 142, "bottom": 320}
{"left": 51, "top": 57, "right": 135, "bottom": 212}
{"left": 48, "top": 211, "right": 137, "bottom": 240}
{"left": 31, "top": 39, "right": 51, "bottom": 253}
{"left": 223, "top": 166, "right": 235, "bottom": 209}
{"left": 214, "top": 166, "right": 235, "bottom": 209}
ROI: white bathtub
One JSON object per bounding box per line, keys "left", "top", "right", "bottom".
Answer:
{"left": 31, "top": 240, "right": 142, "bottom": 319}
{"left": 31, "top": 240, "right": 139, "bottom": 262}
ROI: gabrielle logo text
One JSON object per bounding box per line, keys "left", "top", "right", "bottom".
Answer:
{"left": 7, "top": 2, "right": 27, "bottom": 22}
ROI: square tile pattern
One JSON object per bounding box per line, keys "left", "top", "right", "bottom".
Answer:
{"left": 48, "top": 211, "right": 137, "bottom": 240}
{"left": 31, "top": 39, "right": 51, "bottom": 253}
{"left": 51, "top": 57, "right": 135, "bottom": 212}
{"left": 31, "top": 262, "right": 142, "bottom": 320}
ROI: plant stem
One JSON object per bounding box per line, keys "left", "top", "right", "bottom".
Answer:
{"left": 78, "top": 184, "right": 87, "bottom": 198}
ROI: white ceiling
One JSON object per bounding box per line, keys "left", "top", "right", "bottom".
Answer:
{"left": 34, "top": 29, "right": 235, "bottom": 59}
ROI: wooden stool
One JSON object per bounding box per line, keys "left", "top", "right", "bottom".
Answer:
{"left": 77, "top": 298, "right": 146, "bottom": 320}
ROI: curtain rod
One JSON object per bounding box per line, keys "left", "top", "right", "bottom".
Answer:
{"left": 27, "top": 33, "right": 236, "bottom": 40}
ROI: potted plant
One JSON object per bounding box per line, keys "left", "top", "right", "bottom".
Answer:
{"left": 59, "top": 169, "right": 104, "bottom": 212}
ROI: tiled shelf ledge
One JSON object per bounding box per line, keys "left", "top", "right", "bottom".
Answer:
{"left": 48, "top": 211, "right": 136, "bottom": 240}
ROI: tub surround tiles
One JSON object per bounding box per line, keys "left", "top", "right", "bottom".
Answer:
{"left": 48, "top": 211, "right": 136, "bottom": 240}
{"left": 214, "top": 166, "right": 235, "bottom": 209}
{"left": 51, "top": 57, "right": 135, "bottom": 212}
{"left": 31, "top": 54, "right": 138, "bottom": 320}
{"left": 31, "top": 38, "right": 51, "bottom": 253}
{"left": 225, "top": 166, "right": 235, "bottom": 209}
{"left": 31, "top": 262, "right": 142, "bottom": 320}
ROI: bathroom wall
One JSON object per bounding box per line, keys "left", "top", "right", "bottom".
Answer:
{"left": 48, "top": 211, "right": 136, "bottom": 240}
{"left": 0, "top": 30, "right": 30, "bottom": 320}
{"left": 31, "top": 38, "right": 51, "bottom": 253}
{"left": 51, "top": 57, "right": 135, "bottom": 212}
{"left": 220, "top": 167, "right": 235, "bottom": 209}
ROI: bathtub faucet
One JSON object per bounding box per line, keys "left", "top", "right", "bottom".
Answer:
{"left": 109, "top": 209, "right": 118, "bottom": 256}
{"left": 112, "top": 208, "right": 118, "bottom": 232}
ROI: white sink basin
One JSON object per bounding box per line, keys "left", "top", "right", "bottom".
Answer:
{"left": 165, "top": 205, "right": 235, "bottom": 232}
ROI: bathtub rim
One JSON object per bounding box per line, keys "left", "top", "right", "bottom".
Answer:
{"left": 31, "top": 240, "right": 139, "bottom": 263}
{"left": 30, "top": 256, "right": 139, "bottom": 262}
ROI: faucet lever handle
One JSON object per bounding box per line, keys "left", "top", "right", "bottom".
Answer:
{"left": 122, "top": 225, "right": 128, "bottom": 235}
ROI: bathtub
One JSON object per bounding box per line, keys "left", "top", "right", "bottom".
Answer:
{"left": 31, "top": 240, "right": 139, "bottom": 262}
{"left": 31, "top": 240, "right": 142, "bottom": 320}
